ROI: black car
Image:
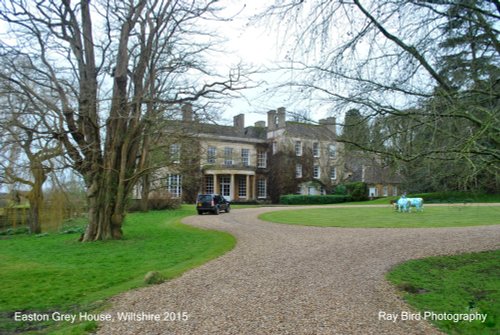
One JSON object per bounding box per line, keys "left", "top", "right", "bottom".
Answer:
{"left": 196, "top": 194, "right": 231, "bottom": 215}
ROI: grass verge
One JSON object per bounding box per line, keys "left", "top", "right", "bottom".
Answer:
{"left": 0, "top": 206, "right": 235, "bottom": 334}
{"left": 259, "top": 206, "right": 500, "bottom": 228}
{"left": 387, "top": 250, "right": 500, "bottom": 334}
{"left": 344, "top": 192, "right": 500, "bottom": 205}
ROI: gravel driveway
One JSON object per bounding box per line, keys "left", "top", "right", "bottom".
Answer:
{"left": 98, "top": 205, "right": 500, "bottom": 335}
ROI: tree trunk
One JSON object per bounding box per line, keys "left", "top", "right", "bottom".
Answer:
{"left": 27, "top": 194, "right": 42, "bottom": 234}
{"left": 27, "top": 163, "right": 47, "bottom": 234}
{"left": 140, "top": 174, "right": 151, "bottom": 212}
{"left": 82, "top": 175, "right": 124, "bottom": 241}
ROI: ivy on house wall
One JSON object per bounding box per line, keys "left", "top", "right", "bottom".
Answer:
{"left": 268, "top": 147, "right": 315, "bottom": 203}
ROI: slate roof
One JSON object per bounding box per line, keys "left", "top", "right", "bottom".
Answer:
{"left": 167, "top": 120, "right": 266, "bottom": 141}
{"left": 171, "top": 115, "right": 338, "bottom": 143}
{"left": 198, "top": 121, "right": 335, "bottom": 141}
{"left": 196, "top": 123, "right": 267, "bottom": 140}
{"left": 363, "top": 165, "right": 403, "bottom": 184}
{"left": 345, "top": 153, "right": 402, "bottom": 185}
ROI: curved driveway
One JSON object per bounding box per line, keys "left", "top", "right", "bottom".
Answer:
{"left": 98, "top": 205, "right": 500, "bottom": 335}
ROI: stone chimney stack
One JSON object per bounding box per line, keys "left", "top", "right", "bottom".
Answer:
{"left": 267, "top": 110, "right": 277, "bottom": 130}
{"left": 319, "top": 116, "right": 336, "bottom": 136}
{"left": 276, "top": 107, "right": 286, "bottom": 128}
{"left": 233, "top": 114, "right": 245, "bottom": 131}
{"left": 181, "top": 103, "right": 193, "bottom": 121}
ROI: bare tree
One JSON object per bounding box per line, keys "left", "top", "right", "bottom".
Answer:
{"left": 0, "top": 0, "right": 245, "bottom": 241}
{"left": 0, "top": 94, "right": 61, "bottom": 234}
{"left": 260, "top": 0, "right": 499, "bottom": 191}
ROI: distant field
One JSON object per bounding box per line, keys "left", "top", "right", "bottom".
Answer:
{"left": 259, "top": 206, "right": 500, "bottom": 228}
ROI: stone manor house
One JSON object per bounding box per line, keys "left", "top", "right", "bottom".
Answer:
{"left": 137, "top": 105, "right": 400, "bottom": 203}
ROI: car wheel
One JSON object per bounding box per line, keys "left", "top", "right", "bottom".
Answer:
{"left": 225, "top": 205, "right": 230, "bottom": 213}
{"left": 214, "top": 207, "right": 220, "bottom": 215}
{"left": 197, "top": 210, "right": 203, "bottom": 215}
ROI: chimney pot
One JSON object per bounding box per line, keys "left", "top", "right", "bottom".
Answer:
{"left": 277, "top": 107, "right": 286, "bottom": 128}
{"left": 267, "top": 110, "right": 277, "bottom": 130}
{"left": 320, "top": 116, "right": 336, "bottom": 136}
{"left": 233, "top": 114, "right": 245, "bottom": 131}
{"left": 182, "top": 103, "right": 193, "bottom": 121}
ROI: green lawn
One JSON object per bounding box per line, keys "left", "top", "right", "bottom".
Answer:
{"left": 0, "top": 206, "right": 235, "bottom": 334}
{"left": 387, "top": 250, "right": 500, "bottom": 334}
{"left": 340, "top": 192, "right": 500, "bottom": 205}
{"left": 259, "top": 206, "right": 500, "bottom": 228}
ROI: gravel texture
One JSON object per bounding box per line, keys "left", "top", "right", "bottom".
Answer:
{"left": 97, "top": 204, "right": 500, "bottom": 335}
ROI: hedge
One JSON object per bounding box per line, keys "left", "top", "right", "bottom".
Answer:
{"left": 344, "top": 182, "right": 369, "bottom": 201}
{"left": 408, "top": 192, "right": 480, "bottom": 204}
{"left": 280, "top": 194, "right": 352, "bottom": 205}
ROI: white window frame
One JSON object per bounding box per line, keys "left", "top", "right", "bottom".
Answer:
{"left": 330, "top": 167, "right": 337, "bottom": 180}
{"left": 313, "top": 142, "right": 320, "bottom": 158}
{"left": 329, "top": 144, "right": 337, "bottom": 159}
{"left": 257, "top": 151, "right": 267, "bottom": 168}
{"left": 369, "top": 187, "right": 378, "bottom": 197}
{"left": 296, "top": 164, "right": 303, "bottom": 178}
{"left": 313, "top": 164, "right": 321, "bottom": 179}
{"left": 238, "top": 176, "right": 247, "bottom": 198}
{"left": 170, "top": 143, "right": 181, "bottom": 164}
{"left": 295, "top": 141, "right": 302, "bottom": 156}
{"left": 383, "top": 186, "right": 388, "bottom": 196}
{"left": 220, "top": 175, "right": 231, "bottom": 197}
{"left": 393, "top": 186, "right": 398, "bottom": 196}
{"left": 272, "top": 141, "right": 277, "bottom": 154}
{"left": 224, "top": 147, "right": 233, "bottom": 166}
{"left": 257, "top": 178, "right": 267, "bottom": 199}
{"left": 205, "top": 175, "right": 214, "bottom": 194}
{"left": 207, "top": 146, "right": 216, "bottom": 164}
{"left": 166, "top": 174, "right": 182, "bottom": 198}
{"left": 241, "top": 148, "right": 250, "bottom": 167}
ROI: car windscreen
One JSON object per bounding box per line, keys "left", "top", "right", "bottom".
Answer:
{"left": 197, "top": 195, "right": 213, "bottom": 202}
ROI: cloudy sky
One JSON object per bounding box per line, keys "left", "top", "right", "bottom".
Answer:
{"left": 211, "top": 1, "right": 327, "bottom": 127}
{"left": 0, "top": 1, "right": 326, "bottom": 127}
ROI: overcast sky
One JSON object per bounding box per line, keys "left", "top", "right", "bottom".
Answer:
{"left": 208, "top": 1, "right": 287, "bottom": 126}
{"left": 212, "top": 1, "right": 331, "bottom": 127}
{"left": 0, "top": 1, "right": 329, "bottom": 128}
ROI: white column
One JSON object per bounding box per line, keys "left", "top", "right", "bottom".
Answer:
{"left": 214, "top": 174, "right": 219, "bottom": 194}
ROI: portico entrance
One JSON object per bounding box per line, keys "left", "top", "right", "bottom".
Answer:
{"left": 202, "top": 170, "right": 257, "bottom": 201}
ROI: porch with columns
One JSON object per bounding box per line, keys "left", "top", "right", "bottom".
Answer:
{"left": 202, "top": 169, "right": 256, "bottom": 201}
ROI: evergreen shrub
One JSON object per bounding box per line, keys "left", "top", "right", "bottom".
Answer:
{"left": 345, "top": 182, "right": 369, "bottom": 201}
{"left": 280, "top": 194, "right": 352, "bottom": 205}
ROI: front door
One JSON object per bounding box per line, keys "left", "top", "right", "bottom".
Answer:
{"left": 220, "top": 176, "right": 231, "bottom": 199}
